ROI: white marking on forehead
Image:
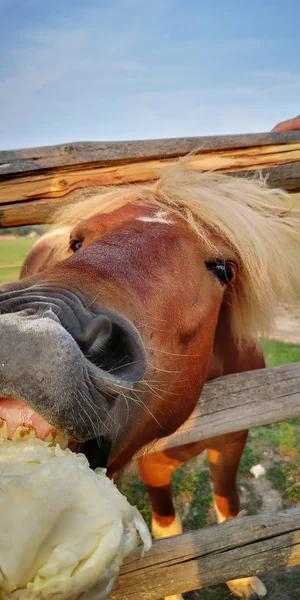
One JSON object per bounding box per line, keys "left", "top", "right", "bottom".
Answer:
{"left": 136, "top": 210, "right": 173, "bottom": 225}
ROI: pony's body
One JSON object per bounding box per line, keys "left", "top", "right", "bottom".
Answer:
{"left": 1, "top": 167, "right": 299, "bottom": 599}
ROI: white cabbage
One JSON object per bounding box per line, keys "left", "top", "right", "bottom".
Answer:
{"left": 0, "top": 439, "right": 151, "bottom": 599}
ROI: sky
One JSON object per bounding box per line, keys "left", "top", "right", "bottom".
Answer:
{"left": 1, "top": 0, "right": 300, "bottom": 150}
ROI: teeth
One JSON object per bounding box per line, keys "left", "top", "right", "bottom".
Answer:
{"left": 44, "top": 431, "right": 55, "bottom": 444}
{"left": 4, "top": 426, "right": 69, "bottom": 449}
{"left": 53, "top": 432, "right": 69, "bottom": 450}
{"left": 44, "top": 430, "right": 69, "bottom": 450}
{"left": 0, "top": 418, "right": 8, "bottom": 440}
{"left": 12, "top": 425, "right": 37, "bottom": 441}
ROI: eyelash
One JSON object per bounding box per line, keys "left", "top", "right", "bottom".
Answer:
{"left": 69, "top": 240, "right": 82, "bottom": 253}
{"left": 205, "top": 260, "right": 237, "bottom": 285}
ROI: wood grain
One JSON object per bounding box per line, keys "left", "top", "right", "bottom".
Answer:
{"left": 0, "top": 196, "right": 76, "bottom": 228}
{"left": 108, "top": 508, "right": 300, "bottom": 599}
{"left": 2, "top": 142, "right": 300, "bottom": 204}
{"left": 1, "top": 131, "right": 300, "bottom": 174}
{"left": 138, "top": 362, "right": 300, "bottom": 456}
{"left": 1, "top": 132, "right": 300, "bottom": 226}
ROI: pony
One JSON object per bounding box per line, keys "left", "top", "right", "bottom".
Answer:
{"left": 1, "top": 165, "right": 299, "bottom": 600}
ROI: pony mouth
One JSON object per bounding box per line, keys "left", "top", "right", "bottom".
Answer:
{"left": 0, "top": 397, "right": 81, "bottom": 452}
{"left": 0, "top": 398, "right": 114, "bottom": 472}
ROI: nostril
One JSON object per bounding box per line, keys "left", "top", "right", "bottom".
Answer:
{"left": 77, "top": 312, "right": 147, "bottom": 384}
{"left": 84, "top": 322, "right": 134, "bottom": 375}
{"left": 78, "top": 316, "right": 112, "bottom": 352}
{"left": 20, "top": 308, "right": 36, "bottom": 317}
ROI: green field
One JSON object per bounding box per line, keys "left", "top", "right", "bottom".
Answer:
{"left": 0, "top": 237, "right": 37, "bottom": 284}
{"left": 0, "top": 235, "right": 299, "bottom": 599}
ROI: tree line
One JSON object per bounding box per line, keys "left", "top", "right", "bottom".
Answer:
{"left": 0, "top": 225, "right": 47, "bottom": 237}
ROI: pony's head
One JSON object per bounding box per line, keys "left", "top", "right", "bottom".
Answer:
{"left": 0, "top": 167, "right": 299, "bottom": 471}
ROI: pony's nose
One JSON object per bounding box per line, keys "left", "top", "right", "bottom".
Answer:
{"left": 76, "top": 312, "right": 147, "bottom": 385}
{"left": 0, "top": 283, "right": 147, "bottom": 388}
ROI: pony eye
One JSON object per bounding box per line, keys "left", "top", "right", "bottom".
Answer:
{"left": 205, "top": 260, "right": 236, "bottom": 285}
{"left": 69, "top": 240, "right": 82, "bottom": 253}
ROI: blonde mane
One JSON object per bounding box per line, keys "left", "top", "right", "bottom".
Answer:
{"left": 52, "top": 165, "right": 300, "bottom": 343}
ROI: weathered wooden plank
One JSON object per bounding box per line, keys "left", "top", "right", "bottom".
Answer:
{"left": 1, "top": 132, "right": 300, "bottom": 226}
{"left": 139, "top": 362, "right": 300, "bottom": 456}
{"left": 0, "top": 196, "right": 77, "bottom": 228}
{"left": 108, "top": 508, "right": 300, "bottom": 599}
{"left": 1, "top": 162, "right": 300, "bottom": 228}
{"left": 2, "top": 141, "right": 300, "bottom": 204}
{"left": 253, "top": 161, "right": 300, "bottom": 192}
{"left": 1, "top": 131, "right": 300, "bottom": 174}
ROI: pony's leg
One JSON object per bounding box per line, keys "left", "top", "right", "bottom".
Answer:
{"left": 208, "top": 431, "right": 267, "bottom": 600}
{"left": 139, "top": 451, "right": 184, "bottom": 600}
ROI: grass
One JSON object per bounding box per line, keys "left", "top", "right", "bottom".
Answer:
{"left": 174, "top": 467, "right": 213, "bottom": 530}
{"left": 0, "top": 266, "right": 21, "bottom": 283}
{"left": 251, "top": 339, "right": 300, "bottom": 506}
{"left": 260, "top": 339, "right": 300, "bottom": 367}
{"left": 0, "top": 237, "right": 36, "bottom": 284}
{"left": 268, "top": 460, "right": 300, "bottom": 505}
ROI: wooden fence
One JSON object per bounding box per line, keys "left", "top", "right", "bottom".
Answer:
{"left": 0, "top": 131, "right": 300, "bottom": 598}
{"left": 110, "top": 507, "right": 300, "bottom": 599}
{"left": 141, "top": 361, "right": 300, "bottom": 456}
{"left": 108, "top": 361, "right": 300, "bottom": 598}
{"left": 1, "top": 131, "right": 300, "bottom": 227}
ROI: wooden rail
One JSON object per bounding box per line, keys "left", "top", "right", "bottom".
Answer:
{"left": 127, "top": 362, "right": 300, "bottom": 598}
{"left": 139, "top": 362, "right": 300, "bottom": 456}
{"left": 1, "top": 131, "right": 300, "bottom": 226}
{"left": 109, "top": 508, "right": 300, "bottom": 600}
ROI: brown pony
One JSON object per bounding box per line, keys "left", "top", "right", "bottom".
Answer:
{"left": 1, "top": 166, "right": 299, "bottom": 600}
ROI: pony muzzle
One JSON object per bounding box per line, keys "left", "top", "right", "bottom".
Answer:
{"left": 0, "top": 288, "right": 147, "bottom": 458}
